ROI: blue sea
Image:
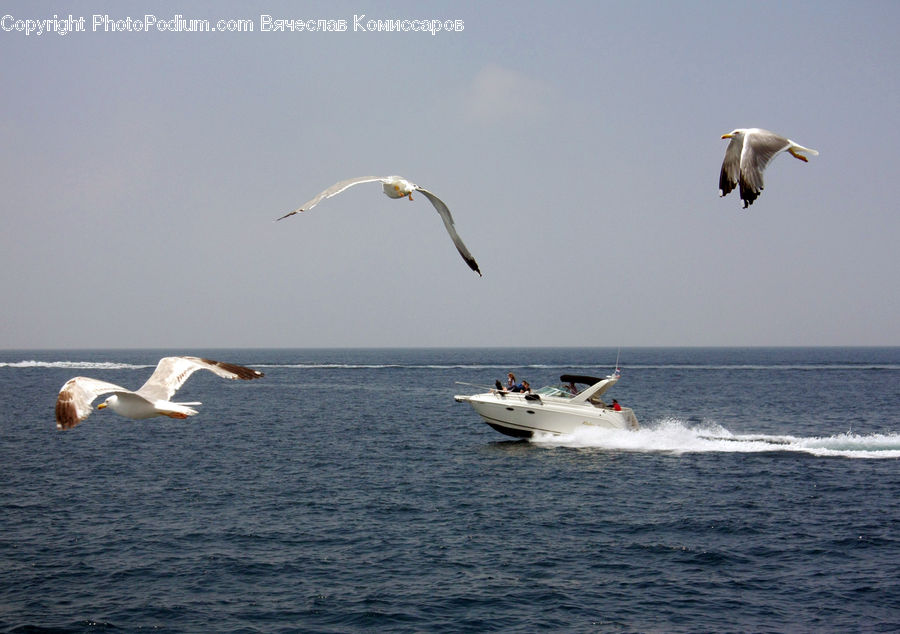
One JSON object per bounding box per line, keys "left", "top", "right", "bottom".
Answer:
{"left": 2, "top": 347, "right": 899, "bottom": 632}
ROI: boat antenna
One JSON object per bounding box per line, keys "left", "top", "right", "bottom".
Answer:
{"left": 614, "top": 348, "right": 621, "bottom": 377}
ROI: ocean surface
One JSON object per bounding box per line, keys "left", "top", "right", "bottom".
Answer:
{"left": 1, "top": 347, "right": 899, "bottom": 632}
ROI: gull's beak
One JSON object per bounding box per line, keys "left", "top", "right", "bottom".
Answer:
{"left": 721, "top": 133, "right": 734, "bottom": 139}
{"left": 98, "top": 403, "right": 107, "bottom": 410}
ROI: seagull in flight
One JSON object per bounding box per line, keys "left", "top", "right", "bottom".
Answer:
{"left": 719, "top": 128, "right": 818, "bottom": 208}
{"left": 55, "top": 356, "right": 264, "bottom": 430}
{"left": 276, "top": 175, "right": 482, "bottom": 275}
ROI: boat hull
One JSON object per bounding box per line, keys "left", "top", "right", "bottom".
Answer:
{"left": 457, "top": 392, "right": 639, "bottom": 438}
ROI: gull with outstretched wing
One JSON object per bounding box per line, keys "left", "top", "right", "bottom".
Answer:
{"left": 276, "top": 175, "right": 481, "bottom": 276}
{"left": 719, "top": 128, "right": 818, "bottom": 208}
{"left": 55, "top": 356, "right": 264, "bottom": 430}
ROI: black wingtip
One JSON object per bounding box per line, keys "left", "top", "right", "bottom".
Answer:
{"left": 275, "top": 209, "right": 305, "bottom": 222}
{"left": 201, "top": 359, "right": 265, "bottom": 380}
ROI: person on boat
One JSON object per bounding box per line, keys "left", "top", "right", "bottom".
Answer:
{"left": 506, "top": 373, "right": 517, "bottom": 391}
{"left": 507, "top": 376, "right": 529, "bottom": 393}
{"left": 566, "top": 381, "right": 578, "bottom": 395}
{"left": 611, "top": 399, "right": 622, "bottom": 411}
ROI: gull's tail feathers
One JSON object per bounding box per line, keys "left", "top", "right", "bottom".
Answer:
{"left": 156, "top": 401, "right": 200, "bottom": 418}
{"left": 791, "top": 143, "right": 819, "bottom": 157}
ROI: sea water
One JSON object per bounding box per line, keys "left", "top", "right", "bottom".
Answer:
{"left": 1, "top": 347, "right": 898, "bottom": 632}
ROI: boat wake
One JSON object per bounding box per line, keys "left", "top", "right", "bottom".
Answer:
{"left": 0, "top": 360, "right": 148, "bottom": 370}
{"left": 530, "top": 419, "right": 900, "bottom": 459}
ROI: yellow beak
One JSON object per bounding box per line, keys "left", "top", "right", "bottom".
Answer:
{"left": 721, "top": 133, "right": 734, "bottom": 139}
{"left": 98, "top": 403, "right": 107, "bottom": 410}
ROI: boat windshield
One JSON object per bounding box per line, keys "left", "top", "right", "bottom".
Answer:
{"left": 535, "top": 385, "right": 574, "bottom": 399}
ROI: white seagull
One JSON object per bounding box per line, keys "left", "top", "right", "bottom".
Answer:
{"left": 55, "top": 356, "right": 264, "bottom": 430}
{"left": 719, "top": 128, "right": 818, "bottom": 208}
{"left": 276, "top": 175, "right": 482, "bottom": 276}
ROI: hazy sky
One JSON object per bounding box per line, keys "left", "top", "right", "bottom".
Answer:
{"left": 2, "top": 0, "right": 898, "bottom": 348}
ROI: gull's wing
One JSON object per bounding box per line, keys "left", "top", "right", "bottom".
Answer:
{"left": 56, "top": 377, "right": 128, "bottom": 430}
{"left": 275, "top": 176, "right": 388, "bottom": 220}
{"left": 739, "top": 130, "right": 790, "bottom": 207}
{"left": 415, "top": 188, "right": 482, "bottom": 276}
{"left": 718, "top": 136, "right": 743, "bottom": 198}
{"left": 136, "top": 356, "right": 264, "bottom": 402}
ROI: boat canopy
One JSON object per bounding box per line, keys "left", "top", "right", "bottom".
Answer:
{"left": 561, "top": 373, "right": 619, "bottom": 403}
{"left": 560, "top": 374, "right": 604, "bottom": 386}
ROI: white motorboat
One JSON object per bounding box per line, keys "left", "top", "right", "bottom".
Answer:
{"left": 454, "top": 373, "right": 639, "bottom": 438}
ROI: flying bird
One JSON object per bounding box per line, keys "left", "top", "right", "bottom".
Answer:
{"left": 55, "top": 356, "right": 264, "bottom": 430}
{"left": 276, "top": 175, "right": 482, "bottom": 275}
{"left": 719, "top": 128, "right": 818, "bottom": 208}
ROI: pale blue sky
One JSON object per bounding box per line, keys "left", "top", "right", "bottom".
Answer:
{"left": 2, "top": 0, "right": 898, "bottom": 348}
